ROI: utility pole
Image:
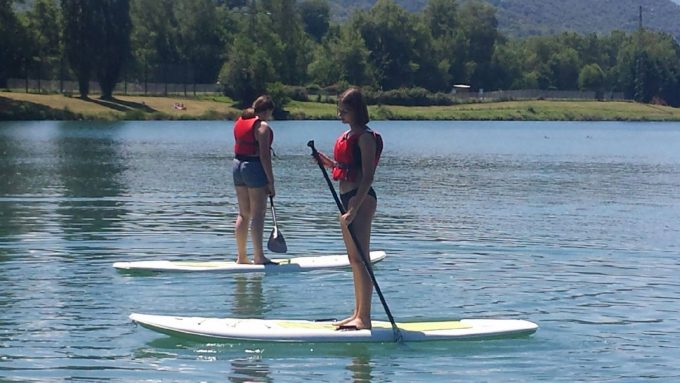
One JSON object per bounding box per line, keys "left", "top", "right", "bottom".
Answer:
{"left": 634, "top": 6, "right": 644, "bottom": 102}
{"left": 639, "top": 5, "right": 643, "bottom": 30}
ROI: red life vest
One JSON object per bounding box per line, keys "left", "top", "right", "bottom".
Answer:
{"left": 332, "top": 128, "right": 383, "bottom": 182}
{"left": 233, "top": 117, "right": 273, "bottom": 156}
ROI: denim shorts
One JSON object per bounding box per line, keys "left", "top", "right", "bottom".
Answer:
{"left": 233, "top": 158, "right": 268, "bottom": 188}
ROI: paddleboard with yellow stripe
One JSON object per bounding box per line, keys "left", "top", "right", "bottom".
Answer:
{"left": 129, "top": 313, "right": 538, "bottom": 342}
{"left": 113, "top": 251, "right": 386, "bottom": 273}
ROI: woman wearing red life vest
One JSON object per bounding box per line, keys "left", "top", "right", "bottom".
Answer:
{"left": 232, "top": 95, "right": 276, "bottom": 265}
{"left": 315, "top": 87, "right": 383, "bottom": 330}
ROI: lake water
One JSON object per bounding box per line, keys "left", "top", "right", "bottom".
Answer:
{"left": 1, "top": 119, "right": 680, "bottom": 382}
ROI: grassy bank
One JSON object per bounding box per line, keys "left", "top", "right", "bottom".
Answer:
{"left": 0, "top": 92, "right": 240, "bottom": 121}
{"left": 287, "top": 99, "right": 680, "bottom": 121}
{"left": 2, "top": 91, "right": 680, "bottom": 121}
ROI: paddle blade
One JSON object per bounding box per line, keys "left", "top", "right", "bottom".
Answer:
{"left": 267, "top": 227, "right": 287, "bottom": 253}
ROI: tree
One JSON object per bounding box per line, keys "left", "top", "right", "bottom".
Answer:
{"left": 488, "top": 40, "right": 523, "bottom": 90}
{"left": 24, "top": 0, "right": 63, "bottom": 87}
{"left": 61, "top": 0, "right": 98, "bottom": 97}
{"left": 130, "top": 0, "right": 181, "bottom": 88}
{"left": 266, "top": 0, "right": 312, "bottom": 85}
{"left": 548, "top": 47, "right": 580, "bottom": 90}
{"left": 593, "top": 31, "right": 629, "bottom": 92}
{"left": 219, "top": 34, "right": 275, "bottom": 106}
{"left": 423, "top": 0, "right": 458, "bottom": 40}
{"left": 0, "top": 0, "right": 27, "bottom": 87}
{"left": 615, "top": 30, "right": 680, "bottom": 106}
{"left": 62, "top": 0, "right": 131, "bottom": 99}
{"left": 307, "top": 40, "right": 340, "bottom": 86}
{"left": 422, "top": 0, "right": 460, "bottom": 88}
{"left": 457, "top": 0, "right": 498, "bottom": 89}
{"left": 579, "top": 63, "right": 605, "bottom": 99}
{"left": 522, "top": 36, "right": 560, "bottom": 89}
{"left": 334, "top": 27, "right": 375, "bottom": 87}
{"left": 298, "top": 0, "right": 330, "bottom": 42}
{"left": 352, "top": 0, "right": 443, "bottom": 90}
{"left": 174, "top": 0, "right": 230, "bottom": 84}
{"left": 308, "top": 25, "right": 375, "bottom": 87}
{"left": 96, "top": 0, "right": 131, "bottom": 99}
{"left": 661, "top": 64, "right": 680, "bottom": 107}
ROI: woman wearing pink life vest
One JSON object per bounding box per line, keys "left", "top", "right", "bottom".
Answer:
{"left": 315, "top": 87, "right": 383, "bottom": 330}
{"left": 232, "top": 95, "right": 276, "bottom": 265}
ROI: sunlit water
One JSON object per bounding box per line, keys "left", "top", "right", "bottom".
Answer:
{"left": 1, "top": 120, "right": 679, "bottom": 382}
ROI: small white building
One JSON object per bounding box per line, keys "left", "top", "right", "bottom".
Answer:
{"left": 451, "top": 84, "right": 471, "bottom": 94}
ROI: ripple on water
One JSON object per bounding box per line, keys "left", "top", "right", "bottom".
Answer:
{"left": 2, "top": 121, "right": 680, "bottom": 382}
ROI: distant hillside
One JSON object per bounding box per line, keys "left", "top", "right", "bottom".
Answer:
{"left": 330, "top": 0, "right": 680, "bottom": 41}
{"left": 487, "top": 0, "right": 680, "bottom": 39}
{"left": 12, "top": 0, "right": 680, "bottom": 41}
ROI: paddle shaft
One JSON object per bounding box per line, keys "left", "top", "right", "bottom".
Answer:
{"left": 307, "top": 140, "right": 403, "bottom": 343}
{"left": 269, "top": 196, "right": 279, "bottom": 229}
{"left": 267, "top": 195, "right": 288, "bottom": 253}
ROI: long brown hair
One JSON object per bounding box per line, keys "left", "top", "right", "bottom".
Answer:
{"left": 338, "top": 87, "right": 369, "bottom": 125}
{"left": 241, "top": 95, "right": 275, "bottom": 119}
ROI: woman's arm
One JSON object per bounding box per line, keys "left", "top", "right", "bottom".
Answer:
{"left": 316, "top": 150, "right": 336, "bottom": 168}
{"left": 342, "top": 133, "right": 377, "bottom": 223}
{"left": 256, "top": 122, "right": 275, "bottom": 197}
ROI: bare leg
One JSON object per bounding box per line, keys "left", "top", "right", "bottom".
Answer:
{"left": 248, "top": 186, "right": 271, "bottom": 264}
{"left": 235, "top": 185, "right": 251, "bottom": 264}
{"left": 337, "top": 196, "right": 376, "bottom": 330}
{"left": 332, "top": 231, "right": 360, "bottom": 327}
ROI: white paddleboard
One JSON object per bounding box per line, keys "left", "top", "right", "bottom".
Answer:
{"left": 113, "top": 251, "right": 386, "bottom": 273}
{"left": 129, "top": 313, "right": 538, "bottom": 343}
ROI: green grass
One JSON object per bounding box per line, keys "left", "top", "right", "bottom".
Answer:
{"left": 285, "top": 100, "right": 337, "bottom": 119}
{"left": 0, "top": 92, "right": 239, "bottom": 121}
{"left": 287, "top": 98, "right": 680, "bottom": 121}
{"left": 362, "top": 100, "right": 680, "bottom": 121}
{"left": 2, "top": 91, "right": 680, "bottom": 121}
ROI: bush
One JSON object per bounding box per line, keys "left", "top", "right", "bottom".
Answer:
{"left": 363, "top": 87, "right": 455, "bottom": 106}
{"left": 123, "top": 109, "right": 146, "bottom": 120}
{"left": 283, "top": 85, "right": 309, "bottom": 101}
{"left": 373, "top": 105, "right": 395, "bottom": 119}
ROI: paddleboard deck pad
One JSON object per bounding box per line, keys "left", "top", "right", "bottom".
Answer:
{"left": 114, "top": 251, "right": 386, "bottom": 273}
{"left": 129, "top": 313, "right": 538, "bottom": 342}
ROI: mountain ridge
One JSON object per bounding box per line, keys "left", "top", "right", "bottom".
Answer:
{"left": 330, "top": 0, "right": 680, "bottom": 41}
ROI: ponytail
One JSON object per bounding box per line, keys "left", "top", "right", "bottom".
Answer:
{"left": 241, "top": 107, "right": 256, "bottom": 119}
{"left": 240, "top": 95, "right": 274, "bottom": 119}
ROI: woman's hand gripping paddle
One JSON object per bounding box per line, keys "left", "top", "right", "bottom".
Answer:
{"left": 267, "top": 196, "right": 287, "bottom": 253}
{"left": 307, "top": 140, "right": 403, "bottom": 343}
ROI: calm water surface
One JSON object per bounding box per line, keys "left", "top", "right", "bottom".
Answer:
{"left": 1, "top": 120, "right": 680, "bottom": 382}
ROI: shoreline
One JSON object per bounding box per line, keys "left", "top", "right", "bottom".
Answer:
{"left": 2, "top": 91, "right": 680, "bottom": 122}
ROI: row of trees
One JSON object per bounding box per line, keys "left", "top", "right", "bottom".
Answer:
{"left": 2, "top": 0, "right": 680, "bottom": 106}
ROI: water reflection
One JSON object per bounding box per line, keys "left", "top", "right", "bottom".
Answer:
{"left": 228, "top": 351, "right": 375, "bottom": 383}
{"left": 229, "top": 355, "right": 272, "bottom": 383}
{"left": 347, "top": 352, "right": 373, "bottom": 383}
{"left": 3, "top": 120, "right": 680, "bottom": 382}
{"left": 0, "top": 125, "right": 50, "bottom": 239}
{"left": 55, "top": 122, "right": 129, "bottom": 243}
{"left": 231, "top": 275, "right": 266, "bottom": 318}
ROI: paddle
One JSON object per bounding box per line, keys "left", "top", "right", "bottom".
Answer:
{"left": 267, "top": 196, "right": 287, "bottom": 253}
{"left": 307, "top": 140, "right": 403, "bottom": 343}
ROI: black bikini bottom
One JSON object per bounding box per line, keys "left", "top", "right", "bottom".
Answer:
{"left": 340, "top": 187, "right": 377, "bottom": 210}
